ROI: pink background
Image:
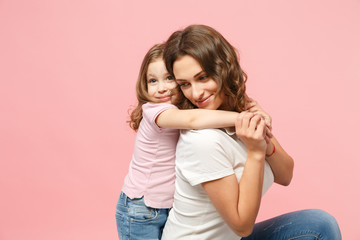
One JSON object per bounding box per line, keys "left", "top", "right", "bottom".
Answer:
{"left": 1, "top": 0, "right": 359, "bottom": 239}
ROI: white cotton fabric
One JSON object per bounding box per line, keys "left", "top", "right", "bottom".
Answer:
{"left": 161, "top": 128, "right": 274, "bottom": 240}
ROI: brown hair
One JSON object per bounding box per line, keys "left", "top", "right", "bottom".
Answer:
{"left": 164, "top": 24, "right": 247, "bottom": 112}
{"left": 128, "top": 43, "right": 165, "bottom": 130}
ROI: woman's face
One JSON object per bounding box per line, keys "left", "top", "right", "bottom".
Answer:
{"left": 173, "top": 55, "right": 224, "bottom": 110}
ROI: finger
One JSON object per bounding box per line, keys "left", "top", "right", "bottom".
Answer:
{"left": 265, "top": 126, "right": 273, "bottom": 138}
{"left": 253, "top": 111, "right": 271, "bottom": 128}
{"left": 245, "top": 102, "right": 256, "bottom": 111}
{"left": 247, "top": 105, "right": 257, "bottom": 112}
{"left": 255, "top": 117, "right": 266, "bottom": 136}
{"left": 241, "top": 112, "right": 255, "bottom": 129}
{"left": 266, "top": 131, "right": 273, "bottom": 139}
{"left": 249, "top": 114, "right": 262, "bottom": 132}
{"left": 264, "top": 115, "right": 272, "bottom": 127}
{"left": 266, "top": 122, "right": 272, "bottom": 131}
{"left": 264, "top": 134, "right": 270, "bottom": 144}
{"left": 236, "top": 111, "right": 251, "bottom": 130}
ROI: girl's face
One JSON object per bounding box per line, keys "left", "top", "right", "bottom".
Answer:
{"left": 146, "top": 58, "right": 178, "bottom": 104}
{"left": 173, "top": 55, "right": 225, "bottom": 110}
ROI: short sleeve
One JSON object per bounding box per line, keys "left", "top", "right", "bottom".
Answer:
{"left": 176, "top": 129, "right": 236, "bottom": 186}
{"left": 142, "top": 102, "right": 178, "bottom": 129}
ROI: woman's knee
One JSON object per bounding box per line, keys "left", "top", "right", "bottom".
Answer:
{"left": 300, "top": 209, "right": 341, "bottom": 239}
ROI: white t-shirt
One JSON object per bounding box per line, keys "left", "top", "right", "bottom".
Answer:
{"left": 161, "top": 128, "right": 274, "bottom": 240}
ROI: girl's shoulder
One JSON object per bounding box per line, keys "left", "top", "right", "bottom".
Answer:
{"left": 142, "top": 102, "right": 177, "bottom": 111}
{"left": 142, "top": 102, "right": 178, "bottom": 122}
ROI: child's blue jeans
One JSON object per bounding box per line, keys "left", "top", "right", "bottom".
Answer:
{"left": 115, "top": 192, "right": 170, "bottom": 240}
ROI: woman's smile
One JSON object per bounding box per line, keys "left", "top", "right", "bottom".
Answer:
{"left": 196, "top": 94, "right": 212, "bottom": 107}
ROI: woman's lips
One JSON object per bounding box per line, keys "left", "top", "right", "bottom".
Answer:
{"left": 196, "top": 95, "right": 212, "bottom": 107}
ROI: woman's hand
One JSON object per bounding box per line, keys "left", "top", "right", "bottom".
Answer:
{"left": 235, "top": 111, "right": 267, "bottom": 157}
{"left": 245, "top": 97, "right": 272, "bottom": 130}
{"left": 244, "top": 97, "right": 294, "bottom": 186}
{"left": 245, "top": 97, "right": 273, "bottom": 144}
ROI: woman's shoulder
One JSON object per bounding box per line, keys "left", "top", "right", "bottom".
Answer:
{"left": 182, "top": 128, "right": 233, "bottom": 137}
{"left": 179, "top": 129, "right": 233, "bottom": 146}
{"left": 181, "top": 128, "right": 224, "bottom": 135}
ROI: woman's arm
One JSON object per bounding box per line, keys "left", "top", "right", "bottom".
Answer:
{"left": 246, "top": 97, "right": 294, "bottom": 186}
{"left": 202, "top": 112, "right": 267, "bottom": 237}
{"left": 156, "top": 108, "right": 239, "bottom": 129}
{"left": 265, "top": 137, "right": 294, "bottom": 186}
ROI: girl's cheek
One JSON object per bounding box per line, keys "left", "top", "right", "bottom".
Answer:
{"left": 170, "top": 82, "right": 178, "bottom": 89}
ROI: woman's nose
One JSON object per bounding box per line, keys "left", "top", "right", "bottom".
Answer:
{"left": 192, "top": 84, "right": 204, "bottom": 100}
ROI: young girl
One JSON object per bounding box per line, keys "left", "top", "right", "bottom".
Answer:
{"left": 115, "top": 43, "right": 245, "bottom": 240}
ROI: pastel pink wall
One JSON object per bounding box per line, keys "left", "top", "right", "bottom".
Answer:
{"left": 0, "top": 0, "right": 359, "bottom": 239}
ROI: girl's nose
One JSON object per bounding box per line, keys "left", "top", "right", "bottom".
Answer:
{"left": 157, "top": 81, "right": 168, "bottom": 94}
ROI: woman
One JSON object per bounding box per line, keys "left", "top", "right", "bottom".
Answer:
{"left": 161, "top": 24, "right": 341, "bottom": 240}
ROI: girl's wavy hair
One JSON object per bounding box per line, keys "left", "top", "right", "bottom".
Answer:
{"left": 164, "top": 24, "right": 247, "bottom": 112}
{"left": 128, "top": 43, "right": 165, "bottom": 131}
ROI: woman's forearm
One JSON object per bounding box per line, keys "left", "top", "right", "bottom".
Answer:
{"left": 266, "top": 136, "right": 294, "bottom": 186}
{"left": 236, "top": 151, "right": 265, "bottom": 236}
{"left": 201, "top": 152, "right": 265, "bottom": 237}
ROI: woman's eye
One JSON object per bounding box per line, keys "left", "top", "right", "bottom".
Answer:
{"left": 179, "top": 83, "right": 189, "bottom": 88}
{"left": 166, "top": 75, "right": 174, "bottom": 81}
{"left": 199, "top": 75, "right": 208, "bottom": 80}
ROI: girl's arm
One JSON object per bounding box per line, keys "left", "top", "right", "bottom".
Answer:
{"left": 245, "top": 97, "right": 294, "bottom": 186}
{"left": 156, "top": 108, "right": 239, "bottom": 129}
{"left": 202, "top": 112, "right": 267, "bottom": 237}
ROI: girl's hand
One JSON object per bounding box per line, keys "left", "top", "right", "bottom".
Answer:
{"left": 235, "top": 111, "right": 267, "bottom": 157}
{"left": 245, "top": 97, "right": 273, "bottom": 141}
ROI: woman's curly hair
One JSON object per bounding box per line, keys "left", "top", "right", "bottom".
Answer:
{"left": 164, "top": 24, "right": 247, "bottom": 112}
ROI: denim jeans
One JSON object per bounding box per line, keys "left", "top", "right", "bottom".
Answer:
{"left": 242, "top": 209, "right": 341, "bottom": 240}
{"left": 115, "top": 192, "right": 170, "bottom": 240}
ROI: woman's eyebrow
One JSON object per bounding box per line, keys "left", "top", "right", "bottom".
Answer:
{"left": 175, "top": 71, "right": 204, "bottom": 81}
{"left": 193, "top": 71, "right": 204, "bottom": 78}
{"left": 175, "top": 79, "right": 186, "bottom": 83}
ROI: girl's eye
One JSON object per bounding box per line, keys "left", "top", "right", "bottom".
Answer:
{"left": 166, "top": 75, "right": 174, "bottom": 81}
{"left": 148, "top": 79, "right": 157, "bottom": 84}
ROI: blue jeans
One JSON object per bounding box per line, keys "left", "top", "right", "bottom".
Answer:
{"left": 242, "top": 209, "right": 341, "bottom": 240}
{"left": 115, "top": 192, "right": 170, "bottom": 240}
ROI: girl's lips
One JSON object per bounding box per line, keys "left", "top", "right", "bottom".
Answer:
{"left": 157, "top": 95, "right": 172, "bottom": 102}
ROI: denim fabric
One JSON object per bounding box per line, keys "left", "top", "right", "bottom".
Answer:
{"left": 115, "top": 192, "right": 170, "bottom": 240}
{"left": 242, "top": 209, "right": 341, "bottom": 240}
